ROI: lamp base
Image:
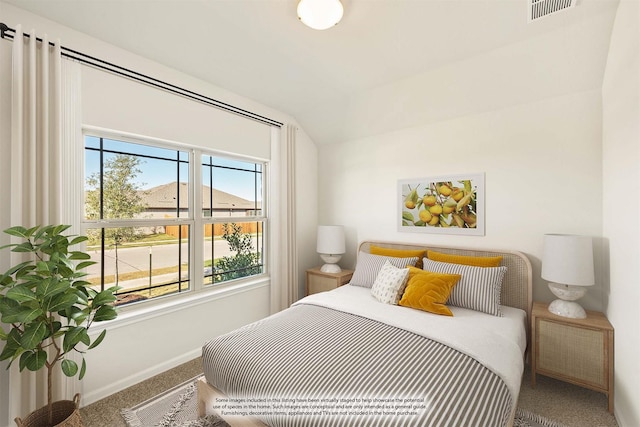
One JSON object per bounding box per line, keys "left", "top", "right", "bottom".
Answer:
{"left": 548, "top": 299, "right": 587, "bottom": 319}
{"left": 320, "top": 263, "right": 342, "bottom": 273}
{"left": 546, "top": 282, "right": 588, "bottom": 319}
{"left": 319, "top": 253, "right": 342, "bottom": 273}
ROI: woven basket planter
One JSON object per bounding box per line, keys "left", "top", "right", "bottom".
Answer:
{"left": 15, "top": 394, "right": 83, "bottom": 427}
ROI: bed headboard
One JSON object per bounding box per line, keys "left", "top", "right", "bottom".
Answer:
{"left": 358, "top": 240, "right": 533, "bottom": 329}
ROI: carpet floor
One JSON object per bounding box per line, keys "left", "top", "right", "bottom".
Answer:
{"left": 120, "top": 376, "right": 568, "bottom": 427}
{"left": 80, "top": 358, "right": 618, "bottom": 427}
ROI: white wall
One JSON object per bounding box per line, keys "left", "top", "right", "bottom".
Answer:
{"left": 602, "top": 0, "right": 640, "bottom": 425}
{"left": 0, "top": 3, "right": 318, "bottom": 425}
{"left": 319, "top": 89, "right": 604, "bottom": 308}
{"left": 81, "top": 66, "right": 271, "bottom": 159}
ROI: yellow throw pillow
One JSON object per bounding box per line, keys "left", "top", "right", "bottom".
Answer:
{"left": 426, "top": 250, "right": 502, "bottom": 267}
{"left": 398, "top": 267, "right": 461, "bottom": 316}
{"left": 370, "top": 245, "right": 427, "bottom": 269}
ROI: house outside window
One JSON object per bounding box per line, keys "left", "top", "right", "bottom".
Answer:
{"left": 83, "top": 133, "right": 266, "bottom": 306}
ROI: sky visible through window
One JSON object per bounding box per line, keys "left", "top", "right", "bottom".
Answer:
{"left": 85, "top": 135, "right": 262, "bottom": 202}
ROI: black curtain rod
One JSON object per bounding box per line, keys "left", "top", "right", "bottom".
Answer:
{"left": 0, "top": 23, "right": 283, "bottom": 128}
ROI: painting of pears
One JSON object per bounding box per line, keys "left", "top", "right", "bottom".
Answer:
{"left": 402, "top": 178, "right": 478, "bottom": 229}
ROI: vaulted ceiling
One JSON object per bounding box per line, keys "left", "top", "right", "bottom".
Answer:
{"left": 4, "top": 0, "right": 621, "bottom": 144}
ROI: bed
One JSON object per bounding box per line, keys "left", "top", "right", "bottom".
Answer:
{"left": 198, "top": 240, "right": 532, "bottom": 427}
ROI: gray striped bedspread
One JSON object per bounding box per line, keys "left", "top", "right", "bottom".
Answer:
{"left": 202, "top": 286, "right": 525, "bottom": 427}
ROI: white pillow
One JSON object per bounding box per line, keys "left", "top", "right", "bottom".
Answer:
{"left": 422, "top": 258, "right": 507, "bottom": 316}
{"left": 350, "top": 251, "right": 419, "bottom": 288}
{"left": 370, "top": 261, "right": 410, "bottom": 305}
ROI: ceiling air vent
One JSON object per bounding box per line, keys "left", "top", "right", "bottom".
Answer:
{"left": 528, "top": 0, "right": 576, "bottom": 22}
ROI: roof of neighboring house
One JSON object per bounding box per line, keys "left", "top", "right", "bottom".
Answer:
{"left": 141, "top": 182, "right": 259, "bottom": 210}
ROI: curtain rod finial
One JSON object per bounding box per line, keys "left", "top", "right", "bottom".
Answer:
{"left": 0, "top": 23, "right": 9, "bottom": 39}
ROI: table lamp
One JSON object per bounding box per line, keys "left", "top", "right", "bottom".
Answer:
{"left": 316, "top": 225, "right": 345, "bottom": 273}
{"left": 541, "top": 234, "right": 595, "bottom": 319}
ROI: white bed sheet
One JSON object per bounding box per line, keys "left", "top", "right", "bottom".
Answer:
{"left": 294, "top": 284, "right": 526, "bottom": 401}
{"left": 449, "top": 304, "right": 527, "bottom": 357}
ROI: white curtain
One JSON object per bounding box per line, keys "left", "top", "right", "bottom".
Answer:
{"left": 270, "top": 124, "right": 299, "bottom": 312}
{"left": 6, "top": 24, "right": 81, "bottom": 421}
{"left": 284, "top": 124, "right": 299, "bottom": 306}
{"left": 11, "top": 26, "right": 62, "bottom": 229}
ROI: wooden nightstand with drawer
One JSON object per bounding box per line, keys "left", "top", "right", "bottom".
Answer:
{"left": 306, "top": 267, "right": 353, "bottom": 296}
{"left": 531, "top": 301, "right": 614, "bottom": 413}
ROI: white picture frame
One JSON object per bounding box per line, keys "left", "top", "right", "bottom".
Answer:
{"left": 398, "top": 173, "right": 485, "bottom": 236}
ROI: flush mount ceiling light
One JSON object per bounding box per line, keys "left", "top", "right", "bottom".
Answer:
{"left": 297, "top": 0, "right": 344, "bottom": 30}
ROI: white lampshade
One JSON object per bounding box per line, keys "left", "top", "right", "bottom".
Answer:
{"left": 542, "top": 234, "right": 595, "bottom": 286}
{"left": 317, "top": 225, "right": 345, "bottom": 254}
{"left": 541, "top": 234, "right": 594, "bottom": 318}
{"left": 317, "top": 225, "right": 345, "bottom": 273}
{"left": 297, "top": 0, "right": 344, "bottom": 30}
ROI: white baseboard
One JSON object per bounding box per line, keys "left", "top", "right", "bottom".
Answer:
{"left": 81, "top": 347, "right": 202, "bottom": 406}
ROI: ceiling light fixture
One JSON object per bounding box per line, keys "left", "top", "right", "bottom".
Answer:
{"left": 297, "top": 0, "right": 344, "bottom": 30}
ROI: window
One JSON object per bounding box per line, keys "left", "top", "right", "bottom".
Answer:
{"left": 83, "top": 133, "right": 267, "bottom": 306}
{"left": 201, "top": 156, "right": 264, "bottom": 285}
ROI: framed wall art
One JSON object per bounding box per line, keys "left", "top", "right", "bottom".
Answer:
{"left": 398, "top": 173, "right": 485, "bottom": 235}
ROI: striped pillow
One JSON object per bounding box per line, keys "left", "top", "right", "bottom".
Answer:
{"left": 422, "top": 258, "right": 507, "bottom": 316}
{"left": 350, "top": 251, "right": 419, "bottom": 288}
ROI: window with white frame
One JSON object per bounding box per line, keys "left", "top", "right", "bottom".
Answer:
{"left": 201, "top": 155, "right": 265, "bottom": 285}
{"left": 83, "top": 133, "right": 267, "bottom": 306}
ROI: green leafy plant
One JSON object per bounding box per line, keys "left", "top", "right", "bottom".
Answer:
{"left": 214, "top": 223, "right": 261, "bottom": 282}
{"left": 0, "top": 225, "right": 118, "bottom": 425}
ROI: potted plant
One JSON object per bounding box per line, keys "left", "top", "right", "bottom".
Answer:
{"left": 0, "top": 225, "right": 119, "bottom": 427}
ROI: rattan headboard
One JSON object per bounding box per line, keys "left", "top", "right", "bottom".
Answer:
{"left": 358, "top": 240, "right": 533, "bottom": 339}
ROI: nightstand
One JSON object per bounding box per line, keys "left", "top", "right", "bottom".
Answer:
{"left": 531, "top": 301, "right": 614, "bottom": 413}
{"left": 306, "top": 267, "right": 354, "bottom": 295}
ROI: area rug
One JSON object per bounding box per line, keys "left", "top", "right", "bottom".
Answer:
{"left": 121, "top": 376, "right": 229, "bottom": 427}
{"left": 514, "top": 408, "right": 568, "bottom": 427}
{"left": 122, "top": 377, "right": 567, "bottom": 427}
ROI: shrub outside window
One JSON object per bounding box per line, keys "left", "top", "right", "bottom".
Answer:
{"left": 201, "top": 155, "right": 264, "bottom": 286}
